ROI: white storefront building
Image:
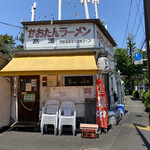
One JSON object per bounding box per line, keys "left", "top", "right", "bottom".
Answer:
{"left": 0, "top": 19, "right": 124, "bottom": 127}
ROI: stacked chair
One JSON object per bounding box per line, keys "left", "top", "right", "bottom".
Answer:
{"left": 40, "top": 100, "right": 60, "bottom": 135}
{"left": 40, "top": 100, "right": 76, "bottom": 136}
{"left": 59, "top": 101, "right": 76, "bottom": 136}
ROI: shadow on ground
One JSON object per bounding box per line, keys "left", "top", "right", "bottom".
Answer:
{"left": 133, "top": 123, "right": 150, "bottom": 149}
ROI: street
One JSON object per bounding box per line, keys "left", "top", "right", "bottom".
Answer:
{"left": 0, "top": 96, "right": 150, "bottom": 150}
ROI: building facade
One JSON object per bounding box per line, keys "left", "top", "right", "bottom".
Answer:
{"left": 0, "top": 19, "right": 124, "bottom": 125}
{"left": 0, "top": 53, "right": 11, "bottom": 128}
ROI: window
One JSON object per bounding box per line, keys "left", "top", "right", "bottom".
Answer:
{"left": 20, "top": 78, "right": 37, "bottom": 92}
{"left": 65, "top": 76, "right": 93, "bottom": 86}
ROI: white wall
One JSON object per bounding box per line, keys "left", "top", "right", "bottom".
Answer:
{"left": 40, "top": 75, "right": 96, "bottom": 117}
{"left": 0, "top": 77, "right": 11, "bottom": 127}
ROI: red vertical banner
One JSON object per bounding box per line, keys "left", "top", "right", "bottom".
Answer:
{"left": 96, "top": 78, "right": 108, "bottom": 129}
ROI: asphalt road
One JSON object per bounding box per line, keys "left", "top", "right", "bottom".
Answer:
{"left": 0, "top": 96, "right": 149, "bottom": 150}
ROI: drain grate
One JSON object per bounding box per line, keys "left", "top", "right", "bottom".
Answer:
{"left": 80, "top": 147, "right": 104, "bottom": 150}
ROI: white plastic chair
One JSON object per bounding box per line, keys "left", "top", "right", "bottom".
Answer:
{"left": 40, "top": 100, "right": 60, "bottom": 135}
{"left": 58, "top": 101, "right": 76, "bottom": 136}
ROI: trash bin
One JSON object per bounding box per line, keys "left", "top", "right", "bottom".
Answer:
{"left": 108, "top": 110, "right": 121, "bottom": 126}
{"left": 116, "top": 104, "right": 125, "bottom": 116}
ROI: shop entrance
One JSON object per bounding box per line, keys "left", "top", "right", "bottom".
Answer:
{"left": 18, "top": 76, "right": 40, "bottom": 121}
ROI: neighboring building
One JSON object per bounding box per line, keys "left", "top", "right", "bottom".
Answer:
{"left": 0, "top": 19, "right": 124, "bottom": 127}
{"left": 0, "top": 53, "right": 11, "bottom": 128}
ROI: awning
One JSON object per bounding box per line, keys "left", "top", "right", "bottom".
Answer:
{"left": 0, "top": 54, "right": 98, "bottom": 76}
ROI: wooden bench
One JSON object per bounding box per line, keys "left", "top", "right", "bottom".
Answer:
{"left": 80, "top": 123, "right": 98, "bottom": 138}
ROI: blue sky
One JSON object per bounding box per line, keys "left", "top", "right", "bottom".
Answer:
{"left": 0, "top": 0, "right": 145, "bottom": 49}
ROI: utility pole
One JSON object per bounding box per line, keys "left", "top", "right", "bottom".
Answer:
{"left": 143, "top": 0, "right": 150, "bottom": 127}
{"left": 31, "top": 2, "right": 36, "bottom": 21}
{"left": 143, "top": 0, "right": 150, "bottom": 88}
{"left": 81, "top": 0, "right": 90, "bottom": 19}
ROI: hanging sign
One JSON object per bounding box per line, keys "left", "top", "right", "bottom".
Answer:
{"left": 96, "top": 78, "right": 108, "bottom": 129}
{"left": 97, "top": 57, "right": 109, "bottom": 73}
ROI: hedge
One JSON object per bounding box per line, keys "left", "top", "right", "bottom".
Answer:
{"left": 140, "top": 90, "right": 150, "bottom": 112}
{"left": 132, "top": 90, "right": 139, "bottom": 98}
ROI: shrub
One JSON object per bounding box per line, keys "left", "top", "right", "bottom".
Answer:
{"left": 132, "top": 90, "right": 139, "bottom": 98}
{"left": 143, "top": 91, "right": 150, "bottom": 102}
{"left": 125, "top": 89, "right": 133, "bottom": 95}
{"left": 141, "top": 91, "right": 150, "bottom": 112}
{"left": 129, "top": 89, "right": 133, "bottom": 95}
{"left": 140, "top": 90, "right": 145, "bottom": 102}
{"left": 125, "top": 89, "right": 129, "bottom": 95}
{"left": 145, "top": 101, "right": 150, "bottom": 112}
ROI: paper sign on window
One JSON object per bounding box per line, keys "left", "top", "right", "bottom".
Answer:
{"left": 26, "top": 83, "right": 32, "bottom": 91}
{"left": 31, "top": 79, "right": 37, "bottom": 87}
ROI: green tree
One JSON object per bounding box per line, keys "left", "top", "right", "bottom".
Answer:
{"left": 126, "top": 33, "right": 136, "bottom": 58}
{"left": 0, "top": 34, "right": 15, "bottom": 59}
{"left": 15, "top": 32, "right": 24, "bottom": 50}
{"left": 114, "top": 48, "right": 129, "bottom": 75}
{"left": 115, "top": 33, "right": 147, "bottom": 91}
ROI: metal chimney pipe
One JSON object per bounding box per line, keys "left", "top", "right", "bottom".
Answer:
{"left": 81, "top": 0, "right": 90, "bottom": 19}
{"left": 58, "top": 0, "right": 62, "bottom": 20}
{"left": 92, "top": 0, "right": 99, "bottom": 19}
{"left": 84, "top": 0, "right": 90, "bottom": 19}
{"left": 31, "top": 2, "right": 36, "bottom": 21}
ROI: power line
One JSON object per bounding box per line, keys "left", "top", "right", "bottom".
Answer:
{"left": 134, "top": 11, "right": 144, "bottom": 39}
{"left": 132, "top": 0, "right": 141, "bottom": 33}
{"left": 0, "top": 21, "right": 24, "bottom": 43}
{"left": 122, "top": 0, "right": 133, "bottom": 48}
{"left": 138, "top": 33, "right": 146, "bottom": 49}
{"left": 140, "top": 38, "right": 146, "bottom": 50}
{"left": 134, "top": 0, "right": 145, "bottom": 33}
{"left": 125, "top": 0, "right": 145, "bottom": 49}
{"left": 131, "top": 0, "right": 145, "bottom": 50}
{"left": 0, "top": 21, "right": 23, "bottom": 29}
{"left": 138, "top": 0, "right": 145, "bottom": 32}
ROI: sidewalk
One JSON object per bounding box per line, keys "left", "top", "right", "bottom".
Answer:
{"left": 0, "top": 96, "right": 149, "bottom": 150}
{"left": 110, "top": 95, "right": 150, "bottom": 150}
